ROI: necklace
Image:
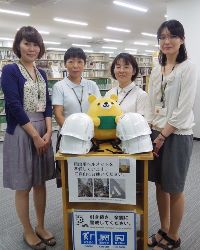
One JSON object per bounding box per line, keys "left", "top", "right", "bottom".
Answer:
{"left": 19, "top": 61, "right": 41, "bottom": 99}
{"left": 116, "top": 87, "right": 134, "bottom": 105}
{"left": 160, "top": 64, "right": 176, "bottom": 107}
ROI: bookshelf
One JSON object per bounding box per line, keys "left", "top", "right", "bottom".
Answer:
{"left": 135, "top": 55, "right": 152, "bottom": 91}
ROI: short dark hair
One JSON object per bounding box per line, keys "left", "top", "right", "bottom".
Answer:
{"left": 13, "top": 26, "right": 45, "bottom": 59}
{"left": 157, "top": 19, "right": 187, "bottom": 66}
{"left": 64, "top": 47, "right": 86, "bottom": 64}
{"left": 110, "top": 53, "right": 139, "bottom": 81}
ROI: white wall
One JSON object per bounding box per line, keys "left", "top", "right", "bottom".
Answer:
{"left": 167, "top": 0, "right": 200, "bottom": 138}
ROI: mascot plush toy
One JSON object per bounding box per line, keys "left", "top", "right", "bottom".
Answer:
{"left": 87, "top": 94, "right": 123, "bottom": 140}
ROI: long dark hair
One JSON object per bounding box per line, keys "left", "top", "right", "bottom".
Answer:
{"left": 157, "top": 19, "right": 187, "bottom": 66}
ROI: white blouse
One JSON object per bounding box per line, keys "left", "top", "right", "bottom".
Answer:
{"left": 146, "top": 59, "right": 198, "bottom": 135}
{"left": 105, "top": 81, "right": 151, "bottom": 116}
{"left": 52, "top": 77, "right": 101, "bottom": 119}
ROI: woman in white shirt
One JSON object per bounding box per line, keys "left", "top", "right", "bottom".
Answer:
{"left": 106, "top": 52, "right": 150, "bottom": 116}
{"left": 52, "top": 47, "right": 101, "bottom": 187}
{"left": 52, "top": 47, "right": 101, "bottom": 125}
{"left": 106, "top": 52, "right": 150, "bottom": 213}
{"left": 147, "top": 20, "right": 197, "bottom": 250}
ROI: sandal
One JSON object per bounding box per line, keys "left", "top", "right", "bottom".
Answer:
{"left": 23, "top": 235, "right": 46, "bottom": 250}
{"left": 36, "top": 232, "right": 56, "bottom": 247}
{"left": 148, "top": 229, "right": 167, "bottom": 247}
{"left": 157, "top": 234, "right": 181, "bottom": 249}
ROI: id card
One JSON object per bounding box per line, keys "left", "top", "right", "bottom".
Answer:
{"left": 155, "top": 105, "right": 167, "bottom": 116}
{"left": 36, "top": 101, "right": 45, "bottom": 112}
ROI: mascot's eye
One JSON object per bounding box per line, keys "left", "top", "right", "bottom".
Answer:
{"left": 111, "top": 102, "right": 114, "bottom": 104}
{"left": 97, "top": 103, "right": 100, "bottom": 105}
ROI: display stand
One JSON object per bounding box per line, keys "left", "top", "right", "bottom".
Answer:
{"left": 55, "top": 143, "right": 153, "bottom": 250}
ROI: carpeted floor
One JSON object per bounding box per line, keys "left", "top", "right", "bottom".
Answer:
{"left": 0, "top": 134, "right": 200, "bottom": 249}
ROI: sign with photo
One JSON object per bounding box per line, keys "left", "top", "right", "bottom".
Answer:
{"left": 68, "top": 156, "right": 136, "bottom": 205}
{"left": 72, "top": 210, "right": 136, "bottom": 250}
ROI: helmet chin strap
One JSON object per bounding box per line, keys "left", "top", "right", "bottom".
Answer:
{"left": 90, "top": 138, "right": 124, "bottom": 154}
{"left": 56, "top": 133, "right": 62, "bottom": 152}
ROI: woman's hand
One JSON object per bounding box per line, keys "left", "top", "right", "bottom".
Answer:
{"left": 153, "top": 134, "right": 165, "bottom": 157}
{"left": 42, "top": 131, "right": 52, "bottom": 150}
{"left": 33, "top": 135, "right": 46, "bottom": 155}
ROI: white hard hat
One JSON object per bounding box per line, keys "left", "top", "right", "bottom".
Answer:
{"left": 120, "top": 134, "right": 153, "bottom": 154}
{"left": 59, "top": 135, "right": 92, "bottom": 154}
{"left": 116, "top": 112, "right": 151, "bottom": 140}
{"left": 60, "top": 113, "right": 94, "bottom": 141}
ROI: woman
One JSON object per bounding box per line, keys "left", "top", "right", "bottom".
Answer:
{"left": 147, "top": 20, "right": 197, "bottom": 250}
{"left": 105, "top": 52, "right": 150, "bottom": 116}
{"left": 52, "top": 47, "right": 101, "bottom": 127}
{"left": 106, "top": 53, "right": 151, "bottom": 197}
{"left": 52, "top": 47, "right": 101, "bottom": 187}
{"left": 2, "top": 26, "right": 56, "bottom": 250}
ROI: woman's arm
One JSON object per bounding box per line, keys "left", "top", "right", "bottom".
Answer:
{"left": 42, "top": 117, "right": 53, "bottom": 150}
{"left": 53, "top": 105, "right": 65, "bottom": 127}
{"left": 52, "top": 81, "right": 65, "bottom": 127}
{"left": 168, "top": 62, "right": 198, "bottom": 130}
{"left": 153, "top": 123, "right": 176, "bottom": 157}
{"left": 1, "top": 64, "right": 30, "bottom": 125}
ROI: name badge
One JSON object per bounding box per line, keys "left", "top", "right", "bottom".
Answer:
{"left": 155, "top": 105, "right": 167, "bottom": 116}
{"left": 36, "top": 101, "right": 44, "bottom": 112}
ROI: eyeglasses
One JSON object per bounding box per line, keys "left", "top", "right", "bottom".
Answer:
{"left": 158, "top": 35, "right": 178, "bottom": 42}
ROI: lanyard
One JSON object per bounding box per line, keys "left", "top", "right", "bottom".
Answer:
{"left": 116, "top": 88, "right": 134, "bottom": 105}
{"left": 72, "top": 86, "right": 83, "bottom": 112}
{"left": 160, "top": 65, "right": 175, "bottom": 107}
{"left": 19, "top": 61, "right": 41, "bottom": 99}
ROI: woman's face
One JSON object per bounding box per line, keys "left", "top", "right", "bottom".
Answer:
{"left": 159, "top": 27, "right": 184, "bottom": 56}
{"left": 65, "top": 57, "right": 85, "bottom": 79}
{"left": 114, "top": 58, "right": 135, "bottom": 86}
{"left": 19, "top": 39, "right": 40, "bottom": 62}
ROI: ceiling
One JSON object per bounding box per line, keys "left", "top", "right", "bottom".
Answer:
{"left": 0, "top": 0, "right": 167, "bottom": 55}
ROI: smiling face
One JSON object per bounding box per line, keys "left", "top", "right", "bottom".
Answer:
{"left": 114, "top": 58, "right": 135, "bottom": 88}
{"left": 19, "top": 38, "right": 40, "bottom": 63}
{"left": 159, "top": 27, "right": 184, "bottom": 57}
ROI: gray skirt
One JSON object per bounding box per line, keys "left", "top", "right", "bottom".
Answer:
{"left": 148, "top": 130, "right": 193, "bottom": 193}
{"left": 3, "top": 112, "right": 55, "bottom": 190}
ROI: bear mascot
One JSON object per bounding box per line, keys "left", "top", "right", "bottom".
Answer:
{"left": 87, "top": 94, "right": 123, "bottom": 140}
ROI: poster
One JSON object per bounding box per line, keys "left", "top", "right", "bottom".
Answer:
{"left": 68, "top": 156, "right": 136, "bottom": 205}
{"left": 72, "top": 210, "right": 136, "bottom": 250}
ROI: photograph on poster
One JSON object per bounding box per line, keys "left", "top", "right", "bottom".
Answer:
{"left": 94, "top": 178, "right": 109, "bottom": 198}
{"left": 110, "top": 179, "right": 126, "bottom": 199}
{"left": 78, "top": 178, "right": 93, "bottom": 197}
{"left": 119, "top": 158, "right": 130, "bottom": 173}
